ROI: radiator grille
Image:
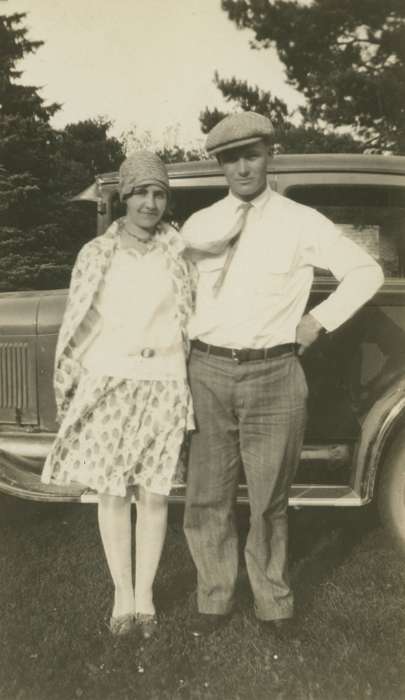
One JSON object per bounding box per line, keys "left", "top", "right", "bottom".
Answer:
{"left": 0, "top": 342, "right": 31, "bottom": 410}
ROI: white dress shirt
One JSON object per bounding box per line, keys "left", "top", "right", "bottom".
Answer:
{"left": 182, "top": 186, "right": 384, "bottom": 349}
{"left": 80, "top": 246, "right": 186, "bottom": 379}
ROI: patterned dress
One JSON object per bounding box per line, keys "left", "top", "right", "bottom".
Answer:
{"left": 41, "top": 219, "right": 195, "bottom": 497}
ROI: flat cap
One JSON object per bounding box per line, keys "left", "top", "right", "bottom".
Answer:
{"left": 206, "top": 112, "right": 273, "bottom": 155}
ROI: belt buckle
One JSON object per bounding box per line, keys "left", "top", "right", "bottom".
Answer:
{"left": 231, "top": 349, "right": 240, "bottom": 364}
{"left": 231, "top": 348, "right": 249, "bottom": 364}
{"left": 141, "top": 347, "right": 155, "bottom": 358}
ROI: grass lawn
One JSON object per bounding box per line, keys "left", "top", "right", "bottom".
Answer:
{"left": 0, "top": 497, "right": 404, "bottom": 700}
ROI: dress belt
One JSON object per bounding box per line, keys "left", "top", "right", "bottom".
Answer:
{"left": 191, "top": 339, "right": 297, "bottom": 363}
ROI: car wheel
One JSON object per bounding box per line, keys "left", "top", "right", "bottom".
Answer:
{"left": 378, "top": 430, "right": 405, "bottom": 554}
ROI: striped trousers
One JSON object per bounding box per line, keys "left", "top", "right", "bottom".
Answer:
{"left": 184, "top": 347, "right": 307, "bottom": 620}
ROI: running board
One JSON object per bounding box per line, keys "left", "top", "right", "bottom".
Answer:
{"left": 289, "top": 484, "right": 366, "bottom": 506}
{"left": 82, "top": 484, "right": 367, "bottom": 507}
{"left": 167, "top": 484, "right": 367, "bottom": 507}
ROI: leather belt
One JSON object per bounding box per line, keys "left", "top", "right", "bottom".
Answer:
{"left": 191, "top": 339, "right": 297, "bottom": 364}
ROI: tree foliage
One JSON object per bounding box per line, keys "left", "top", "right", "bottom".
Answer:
{"left": 0, "top": 12, "right": 59, "bottom": 227}
{"left": 0, "top": 12, "right": 124, "bottom": 291}
{"left": 50, "top": 117, "right": 125, "bottom": 201}
{"left": 220, "top": 0, "right": 405, "bottom": 153}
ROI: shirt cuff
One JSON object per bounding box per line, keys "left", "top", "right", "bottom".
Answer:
{"left": 309, "top": 264, "right": 384, "bottom": 333}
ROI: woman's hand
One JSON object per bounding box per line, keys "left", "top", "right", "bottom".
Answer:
{"left": 296, "top": 313, "right": 324, "bottom": 355}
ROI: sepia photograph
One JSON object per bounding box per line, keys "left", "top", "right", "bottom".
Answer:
{"left": 0, "top": 1, "right": 404, "bottom": 698}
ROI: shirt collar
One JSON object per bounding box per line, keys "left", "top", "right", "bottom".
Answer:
{"left": 227, "top": 184, "right": 272, "bottom": 214}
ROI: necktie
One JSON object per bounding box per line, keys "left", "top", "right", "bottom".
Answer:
{"left": 212, "top": 202, "right": 252, "bottom": 297}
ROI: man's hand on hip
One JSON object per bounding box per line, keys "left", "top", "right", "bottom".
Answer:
{"left": 296, "top": 314, "right": 324, "bottom": 355}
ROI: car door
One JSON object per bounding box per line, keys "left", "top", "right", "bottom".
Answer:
{"left": 277, "top": 170, "right": 405, "bottom": 463}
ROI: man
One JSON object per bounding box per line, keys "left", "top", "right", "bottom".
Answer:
{"left": 182, "top": 112, "right": 384, "bottom": 637}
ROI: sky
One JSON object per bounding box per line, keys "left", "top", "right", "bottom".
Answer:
{"left": 7, "top": 0, "right": 304, "bottom": 149}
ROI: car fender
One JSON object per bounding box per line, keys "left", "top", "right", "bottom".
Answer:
{"left": 353, "top": 379, "right": 405, "bottom": 500}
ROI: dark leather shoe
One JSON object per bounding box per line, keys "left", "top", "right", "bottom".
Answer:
{"left": 190, "top": 613, "right": 230, "bottom": 638}
{"left": 134, "top": 612, "right": 158, "bottom": 640}
{"left": 259, "top": 618, "right": 295, "bottom": 637}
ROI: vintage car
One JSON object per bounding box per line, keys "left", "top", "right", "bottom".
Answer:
{"left": 1, "top": 153, "right": 405, "bottom": 550}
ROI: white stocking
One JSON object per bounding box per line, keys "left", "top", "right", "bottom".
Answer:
{"left": 98, "top": 493, "right": 135, "bottom": 618}
{"left": 134, "top": 486, "right": 169, "bottom": 615}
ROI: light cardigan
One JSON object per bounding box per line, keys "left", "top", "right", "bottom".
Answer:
{"left": 54, "top": 218, "right": 194, "bottom": 422}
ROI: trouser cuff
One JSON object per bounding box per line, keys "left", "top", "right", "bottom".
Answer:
{"left": 254, "top": 601, "right": 294, "bottom": 622}
{"left": 197, "top": 594, "right": 234, "bottom": 616}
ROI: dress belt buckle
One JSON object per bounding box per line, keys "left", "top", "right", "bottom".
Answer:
{"left": 231, "top": 349, "right": 240, "bottom": 364}
{"left": 231, "top": 348, "right": 249, "bottom": 364}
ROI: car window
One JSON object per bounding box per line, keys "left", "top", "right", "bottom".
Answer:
{"left": 285, "top": 185, "right": 405, "bottom": 278}
{"left": 167, "top": 187, "right": 227, "bottom": 229}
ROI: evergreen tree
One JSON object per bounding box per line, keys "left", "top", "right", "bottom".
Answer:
{"left": 0, "top": 11, "right": 64, "bottom": 290}
{"left": 219, "top": 0, "right": 405, "bottom": 153}
{"left": 0, "top": 12, "right": 124, "bottom": 291}
{"left": 0, "top": 11, "right": 60, "bottom": 220}
{"left": 54, "top": 118, "right": 124, "bottom": 197}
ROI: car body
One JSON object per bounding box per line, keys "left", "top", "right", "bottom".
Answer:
{"left": 1, "top": 153, "right": 405, "bottom": 546}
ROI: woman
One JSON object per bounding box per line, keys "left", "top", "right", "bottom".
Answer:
{"left": 42, "top": 151, "right": 194, "bottom": 638}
